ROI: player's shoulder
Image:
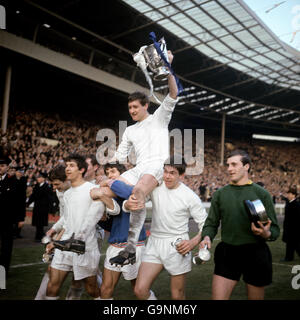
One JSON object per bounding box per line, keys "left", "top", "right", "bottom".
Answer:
{"left": 179, "top": 182, "right": 200, "bottom": 200}
{"left": 84, "top": 181, "right": 95, "bottom": 190}
{"left": 251, "top": 182, "right": 272, "bottom": 198}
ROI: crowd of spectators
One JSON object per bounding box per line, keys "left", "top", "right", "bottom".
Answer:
{"left": 1, "top": 110, "right": 299, "bottom": 203}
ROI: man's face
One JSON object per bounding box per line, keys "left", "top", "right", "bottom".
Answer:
{"left": 0, "top": 164, "right": 8, "bottom": 176}
{"left": 128, "top": 99, "right": 148, "bottom": 122}
{"left": 105, "top": 167, "right": 121, "bottom": 180}
{"left": 227, "top": 155, "right": 249, "bottom": 184}
{"left": 286, "top": 192, "right": 295, "bottom": 201}
{"left": 84, "top": 158, "right": 97, "bottom": 180}
{"left": 51, "top": 179, "right": 65, "bottom": 192}
{"left": 163, "top": 165, "right": 182, "bottom": 189}
{"left": 15, "top": 171, "right": 23, "bottom": 179}
{"left": 36, "top": 176, "right": 45, "bottom": 184}
{"left": 65, "top": 161, "right": 83, "bottom": 182}
{"left": 8, "top": 168, "right": 16, "bottom": 176}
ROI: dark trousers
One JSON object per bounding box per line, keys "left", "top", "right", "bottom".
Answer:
{"left": 285, "top": 241, "right": 300, "bottom": 261}
{"left": 0, "top": 224, "right": 14, "bottom": 273}
{"left": 35, "top": 224, "right": 44, "bottom": 241}
{"left": 13, "top": 223, "right": 22, "bottom": 238}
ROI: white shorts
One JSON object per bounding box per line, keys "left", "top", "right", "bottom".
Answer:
{"left": 104, "top": 244, "right": 145, "bottom": 280}
{"left": 142, "top": 235, "right": 192, "bottom": 276}
{"left": 51, "top": 247, "right": 100, "bottom": 281}
{"left": 121, "top": 162, "right": 164, "bottom": 186}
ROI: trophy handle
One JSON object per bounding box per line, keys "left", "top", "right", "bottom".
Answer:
{"left": 142, "top": 48, "right": 156, "bottom": 73}
{"left": 159, "top": 37, "right": 170, "bottom": 64}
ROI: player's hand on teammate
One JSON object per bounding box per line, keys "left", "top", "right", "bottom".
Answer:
{"left": 96, "top": 174, "right": 109, "bottom": 187}
{"left": 124, "top": 195, "right": 144, "bottom": 211}
{"left": 90, "top": 187, "right": 104, "bottom": 200}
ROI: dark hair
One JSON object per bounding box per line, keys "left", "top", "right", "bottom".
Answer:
{"left": 86, "top": 154, "right": 98, "bottom": 166}
{"left": 128, "top": 91, "right": 149, "bottom": 106}
{"left": 65, "top": 153, "right": 87, "bottom": 176}
{"left": 104, "top": 162, "right": 126, "bottom": 175}
{"left": 228, "top": 149, "right": 251, "bottom": 172}
{"left": 49, "top": 165, "right": 67, "bottom": 182}
{"left": 164, "top": 155, "right": 187, "bottom": 175}
{"left": 288, "top": 185, "right": 297, "bottom": 196}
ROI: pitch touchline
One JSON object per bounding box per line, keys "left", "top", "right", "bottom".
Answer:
{"left": 10, "top": 258, "right": 295, "bottom": 269}
{"left": 11, "top": 254, "right": 108, "bottom": 269}
{"left": 10, "top": 262, "right": 45, "bottom": 268}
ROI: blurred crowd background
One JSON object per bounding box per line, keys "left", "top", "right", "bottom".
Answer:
{"left": 1, "top": 109, "right": 299, "bottom": 204}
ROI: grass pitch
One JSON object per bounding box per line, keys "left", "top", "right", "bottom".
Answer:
{"left": 1, "top": 224, "right": 300, "bottom": 300}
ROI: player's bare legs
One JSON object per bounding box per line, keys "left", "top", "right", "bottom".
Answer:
{"left": 134, "top": 262, "right": 162, "bottom": 300}
{"left": 46, "top": 268, "right": 69, "bottom": 298}
{"left": 109, "top": 174, "right": 158, "bottom": 266}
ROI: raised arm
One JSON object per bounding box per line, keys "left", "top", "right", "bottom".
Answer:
{"left": 167, "top": 51, "right": 178, "bottom": 100}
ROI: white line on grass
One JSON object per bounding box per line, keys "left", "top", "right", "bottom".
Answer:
{"left": 11, "top": 254, "right": 108, "bottom": 269}
{"left": 272, "top": 262, "right": 295, "bottom": 268}
{"left": 11, "top": 257, "right": 296, "bottom": 269}
{"left": 11, "top": 262, "right": 45, "bottom": 268}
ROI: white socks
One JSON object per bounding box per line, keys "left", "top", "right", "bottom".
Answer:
{"left": 45, "top": 295, "right": 59, "bottom": 300}
{"left": 147, "top": 290, "right": 157, "bottom": 300}
{"left": 127, "top": 207, "right": 146, "bottom": 251}
{"left": 34, "top": 272, "right": 49, "bottom": 300}
{"left": 65, "top": 286, "right": 84, "bottom": 300}
{"left": 97, "top": 272, "right": 103, "bottom": 288}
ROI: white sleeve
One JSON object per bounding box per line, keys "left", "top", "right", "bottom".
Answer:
{"left": 52, "top": 193, "right": 66, "bottom": 232}
{"left": 106, "top": 198, "right": 120, "bottom": 216}
{"left": 52, "top": 216, "right": 65, "bottom": 232}
{"left": 77, "top": 201, "right": 105, "bottom": 241}
{"left": 153, "top": 94, "right": 179, "bottom": 127}
{"left": 189, "top": 193, "right": 208, "bottom": 232}
{"left": 115, "top": 128, "right": 132, "bottom": 162}
{"left": 122, "top": 200, "right": 130, "bottom": 213}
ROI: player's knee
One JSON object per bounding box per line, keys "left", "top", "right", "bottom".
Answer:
{"left": 100, "top": 283, "right": 113, "bottom": 298}
{"left": 85, "top": 282, "right": 100, "bottom": 298}
{"left": 171, "top": 288, "right": 185, "bottom": 300}
{"left": 134, "top": 283, "right": 148, "bottom": 300}
{"left": 46, "top": 280, "right": 59, "bottom": 296}
{"left": 71, "top": 279, "right": 83, "bottom": 289}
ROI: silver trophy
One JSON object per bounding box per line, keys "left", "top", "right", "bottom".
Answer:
{"left": 171, "top": 238, "right": 188, "bottom": 257}
{"left": 244, "top": 199, "right": 268, "bottom": 228}
{"left": 171, "top": 238, "right": 183, "bottom": 248}
{"left": 193, "top": 245, "right": 211, "bottom": 265}
{"left": 142, "top": 37, "right": 170, "bottom": 81}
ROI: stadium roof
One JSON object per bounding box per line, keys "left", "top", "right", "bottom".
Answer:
{"left": 1, "top": 0, "right": 300, "bottom": 136}
{"left": 122, "top": 0, "right": 300, "bottom": 91}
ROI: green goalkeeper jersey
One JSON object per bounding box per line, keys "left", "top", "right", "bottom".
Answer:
{"left": 202, "top": 182, "right": 280, "bottom": 245}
